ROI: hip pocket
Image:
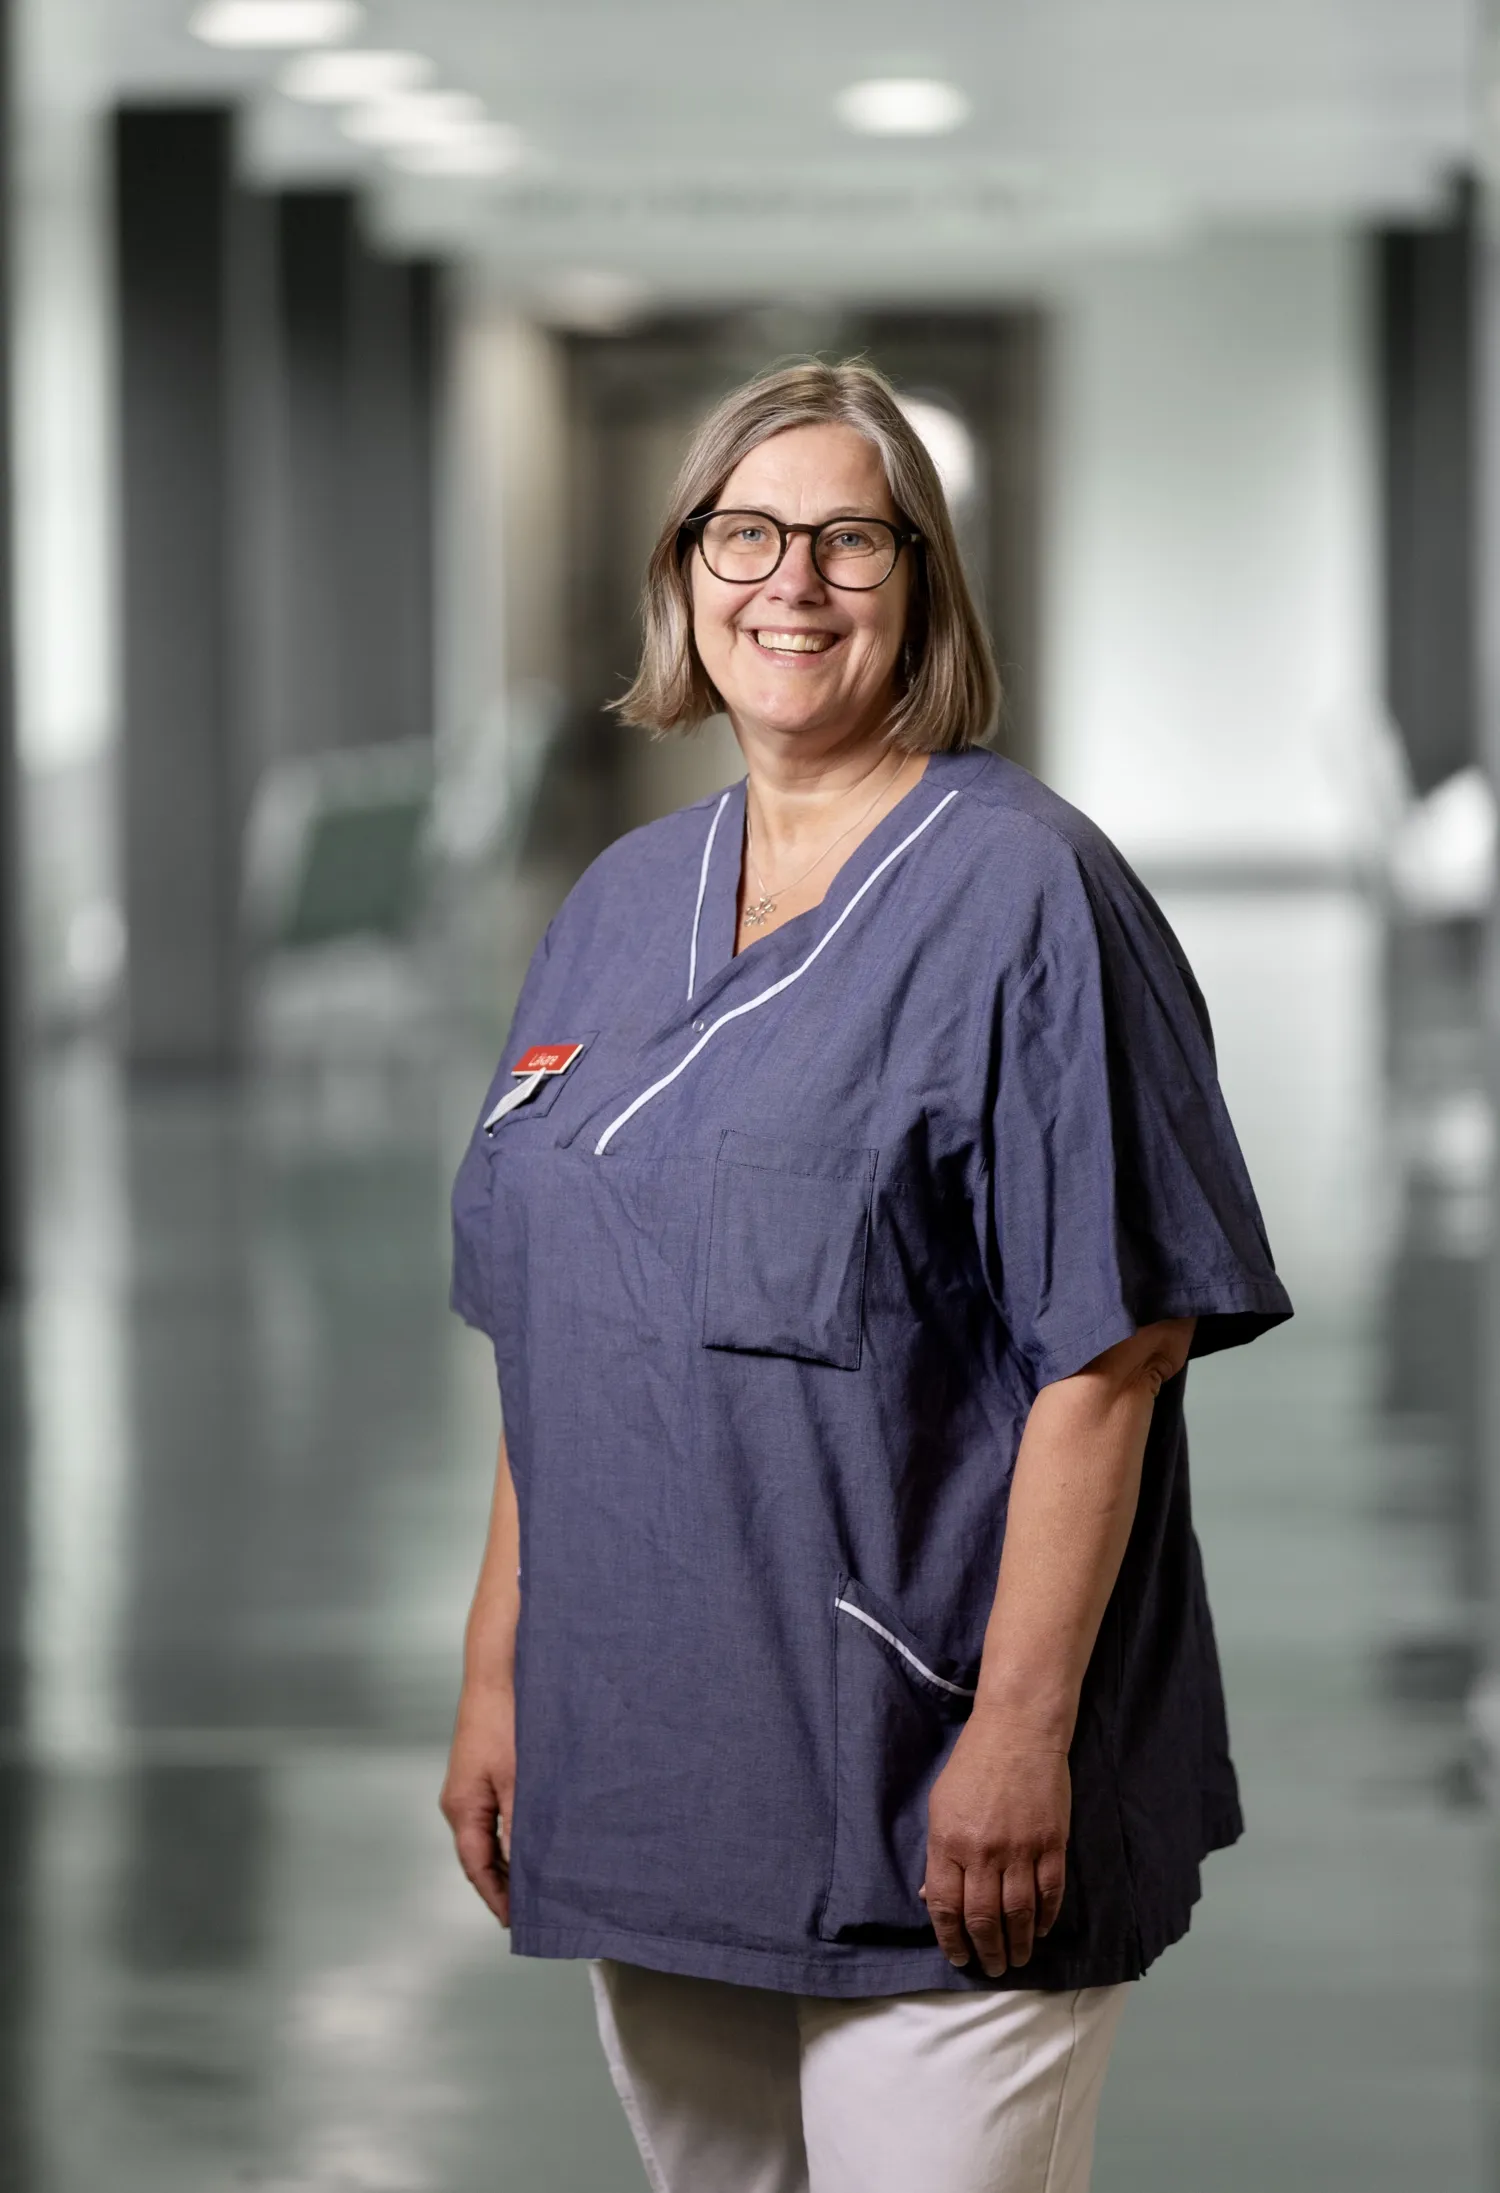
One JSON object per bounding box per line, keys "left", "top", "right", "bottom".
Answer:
{"left": 817, "top": 1578, "right": 978, "bottom": 1945}
{"left": 701, "top": 1130, "right": 876, "bottom": 1371}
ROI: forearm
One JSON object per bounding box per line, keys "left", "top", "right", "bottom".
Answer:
{"left": 975, "top": 1319, "right": 1196, "bottom": 1748}
{"left": 462, "top": 1433, "right": 521, "bottom": 1694}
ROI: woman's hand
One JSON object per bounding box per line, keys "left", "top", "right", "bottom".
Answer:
{"left": 921, "top": 1320, "right": 1195, "bottom": 1975}
{"left": 921, "top": 1710, "right": 1070, "bottom": 1975}
{"left": 440, "top": 1683, "right": 516, "bottom": 1926}
{"left": 443, "top": 1434, "right": 521, "bottom": 1925}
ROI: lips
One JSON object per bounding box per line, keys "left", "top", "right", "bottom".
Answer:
{"left": 750, "top": 629, "right": 839, "bottom": 654}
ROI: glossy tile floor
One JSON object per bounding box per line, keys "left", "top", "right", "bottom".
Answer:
{"left": 0, "top": 881, "right": 1492, "bottom": 2192}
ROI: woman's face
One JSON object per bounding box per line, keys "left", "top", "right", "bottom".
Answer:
{"left": 688, "top": 423, "right": 913, "bottom": 753}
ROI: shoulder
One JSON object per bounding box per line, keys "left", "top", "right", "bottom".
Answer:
{"left": 573, "top": 784, "right": 735, "bottom": 898}
{"left": 947, "top": 749, "right": 1120, "bottom": 877}
{"left": 945, "top": 749, "right": 1198, "bottom": 994}
{"left": 943, "top": 749, "right": 1146, "bottom": 923}
{"left": 543, "top": 784, "right": 737, "bottom": 948}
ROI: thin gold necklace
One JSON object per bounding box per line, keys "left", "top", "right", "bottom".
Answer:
{"left": 741, "top": 754, "right": 908, "bottom": 930}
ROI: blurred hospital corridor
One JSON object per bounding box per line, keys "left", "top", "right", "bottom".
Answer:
{"left": 0, "top": 1, "right": 1496, "bottom": 2188}
{"left": 2, "top": 878, "right": 1489, "bottom": 2191}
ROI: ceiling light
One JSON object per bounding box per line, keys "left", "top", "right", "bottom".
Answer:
{"left": 389, "top": 127, "right": 526, "bottom": 178}
{"left": 835, "top": 78, "right": 970, "bottom": 136}
{"left": 189, "top": 0, "right": 362, "bottom": 47}
{"left": 340, "top": 91, "right": 487, "bottom": 149}
{"left": 897, "top": 398, "right": 977, "bottom": 511}
{"left": 278, "top": 49, "right": 434, "bottom": 101}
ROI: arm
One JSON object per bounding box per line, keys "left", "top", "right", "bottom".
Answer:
{"left": 440, "top": 1433, "right": 521, "bottom": 1925}
{"left": 922, "top": 1315, "right": 1196, "bottom": 1975}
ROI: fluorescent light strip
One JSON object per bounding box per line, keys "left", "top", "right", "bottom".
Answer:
{"left": 835, "top": 78, "right": 970, "bottom": 136}
{"left": 390, "top": 131, "right": 525, "bottom": 178}
{"left": 340, "top": 91, "right": 487, "bottom": 149}
{"left": 278, "top": 48, "right": 434, "bottom": 101}
{"left": 189, "top": 0, "right": 362, "bottom": 48}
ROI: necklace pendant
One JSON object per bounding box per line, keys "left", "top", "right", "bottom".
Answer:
{"left": 742, "top": 895, "right": 776, "bottom": 929}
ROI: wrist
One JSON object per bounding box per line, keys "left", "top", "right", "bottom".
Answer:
{"left": 970, "top": 1677, "right": 1077, "bottom": 1752}
{"left": 459, "top": 1659, "right": 515, "bottom": 1704}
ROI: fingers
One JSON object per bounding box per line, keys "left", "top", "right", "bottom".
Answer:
{"left": 1036, "top": 1848, "right": 1066, "bottom": 1938}
{"left": 999, "top": 1862, "right": 1038, "bottom": 1969}
{"left": 919, "top": 1850, "right": 971, "bottom": 1968}
{"left": 440, "top": 1769, "right": 513, "bottom": 1927}
{"left": 960, "top": 1862, "right": 1036, "bottom": 1976}
{"left": 961, "top": 1874, "right": 1007, "bottom": 1977}
{"left": 923, "top": 1850, "right": 1065, "bottom": 1976}
{"left": 452, "top": 1811, "right": 511, "bottom": 1924}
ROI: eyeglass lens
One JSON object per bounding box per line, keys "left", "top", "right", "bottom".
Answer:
{"left": 698, "top": 512, "right": 899, "bottom": 590}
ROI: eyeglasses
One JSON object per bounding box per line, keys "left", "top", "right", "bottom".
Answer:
{"left": 681, "top": 508, "right": 921, "bottom": 591}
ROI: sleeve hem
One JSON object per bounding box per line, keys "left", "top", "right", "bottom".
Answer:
{"left": 1028, "top": 1279, "right": 1294, "bottom": 1387}
{"left": 449, "top": 1285, "right": 492, "bottom": 1336}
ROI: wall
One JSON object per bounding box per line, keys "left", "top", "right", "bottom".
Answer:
{"left": 1043, "top": 228, "right": 1390, "bottom": 1309}
{"left": 12, "top": 0, "right": 119, "bottom": 1024}
{"left": 1044, "top": 228, "right": 1389, "bottom": 868}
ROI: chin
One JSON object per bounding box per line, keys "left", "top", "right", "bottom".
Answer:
{"left": 739, "top": 687, "right": 847, "bottom": 737}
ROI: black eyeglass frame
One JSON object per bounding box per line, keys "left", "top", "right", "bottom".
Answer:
{"left": 680, "top": 508, "right": 923, "bottom": 592}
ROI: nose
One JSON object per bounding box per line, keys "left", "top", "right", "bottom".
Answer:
{"left": 764, "top": 529, "right": 826, "bottom": 603}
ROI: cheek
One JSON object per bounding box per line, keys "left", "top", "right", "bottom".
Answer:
{"left": 849, "top": 601, "right": 909, "bottom": 678}
{"left": 689, "top": 581, "right": 734, "bottom": 676}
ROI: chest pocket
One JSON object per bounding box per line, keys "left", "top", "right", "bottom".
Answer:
{"left": 702, "top": 1130, "right": 876, "bottom": 1371}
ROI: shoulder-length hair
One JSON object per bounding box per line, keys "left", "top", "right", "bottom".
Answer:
{"left": 612, "top": 359, "right": 1000, "bottom": 752}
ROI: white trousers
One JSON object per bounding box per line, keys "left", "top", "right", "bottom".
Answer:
{"left": 590, "top": 1960, "right": 1129, "bottom": 2193}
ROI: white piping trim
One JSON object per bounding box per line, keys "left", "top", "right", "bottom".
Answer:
{"left": 595, "top": 788, "right": 960, "bottom": 1155}
{"left": 687, "top": 789, "right": 732, "bottom": 1002}
{"left": 834, "top": 1596, "right": 977, "bottom": 1698}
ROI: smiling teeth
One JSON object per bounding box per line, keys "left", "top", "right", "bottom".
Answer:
{"left": 756, "top": 631, "right": 834, "bottom": 653}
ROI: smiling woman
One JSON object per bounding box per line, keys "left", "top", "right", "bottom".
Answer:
{"left": 442, "top": 358, "right": 1293, "bottom": 2193}
{"left": 615, "top": 360, "right": 997, "bottom": 755}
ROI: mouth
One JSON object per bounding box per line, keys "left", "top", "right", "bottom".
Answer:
{"left": 749, "top": 629, "right": 841, "bottom": 657}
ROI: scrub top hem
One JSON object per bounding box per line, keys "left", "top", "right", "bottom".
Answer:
{"left": 509, "top": 1919, "right": 1159, "bottom": 1996}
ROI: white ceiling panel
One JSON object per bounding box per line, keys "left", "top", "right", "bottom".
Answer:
{"left": 24, "top": 0, "right": 1481, "bottom": 299}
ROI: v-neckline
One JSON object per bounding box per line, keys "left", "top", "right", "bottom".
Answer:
{"left": 690, "top": 749, "right": 980, "bottom": 997}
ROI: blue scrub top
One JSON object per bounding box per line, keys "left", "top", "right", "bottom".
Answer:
{"left": 450, "top": 746, "right": 1293, "bottom": 1997}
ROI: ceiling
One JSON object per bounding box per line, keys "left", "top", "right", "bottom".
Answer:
{"left": 23, "top": 0, "right": 1482, "bottom": 307}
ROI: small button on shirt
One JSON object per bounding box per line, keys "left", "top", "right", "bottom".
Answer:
{"left": 450, "top": 747, "right": 1293, "bottom": 1998}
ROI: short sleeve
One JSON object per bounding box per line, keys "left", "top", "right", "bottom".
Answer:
{"left": 983, "top": 842, "right": 1293, "bottom": 1385}
{"left": 448, "top": 920, "right": 555, "bottom": 1334}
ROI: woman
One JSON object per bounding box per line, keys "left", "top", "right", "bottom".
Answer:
{"left": 442, "top": 360, "right": 1292, "bottom": 2193}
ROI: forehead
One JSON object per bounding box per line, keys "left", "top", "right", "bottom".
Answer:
{"left": 718, "top": 422, "right": 896, "bottom": 518}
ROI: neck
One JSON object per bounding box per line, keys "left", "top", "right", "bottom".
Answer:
{"left": 734, "top": 715, "right": 915, "bottom": 852}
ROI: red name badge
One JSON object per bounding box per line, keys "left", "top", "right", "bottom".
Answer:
{"left": 512, "top": 1042, "right": 584, "bottom": 1077}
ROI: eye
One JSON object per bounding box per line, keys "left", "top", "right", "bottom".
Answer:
{"left": 826, "top": 526, "right": 878, "bottom": 552}
{"left": 733, "top": 523, "right": 769, "bottom": 545}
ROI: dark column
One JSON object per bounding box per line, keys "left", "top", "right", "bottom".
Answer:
{"left": 1377, "top": 185, "right": 1478, "bottom": 793}
{"left": 347, "top": 253, "right": 439, "bottom": 751}
{"left": 0, "top": 0, "right": 20, "bottom": 1294}
{"left": 273, "top": 191, "right": 353, "bottom": 760}
{"left": 270, "top": 191, "right": 437, "bottom": 761}
{"left": 114, "top": 107, "right": 247, "bottom": 1069}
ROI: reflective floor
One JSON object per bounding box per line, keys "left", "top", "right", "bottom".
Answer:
{"left": 0, "top": 880, "right": 1492, "bottom": 2192}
